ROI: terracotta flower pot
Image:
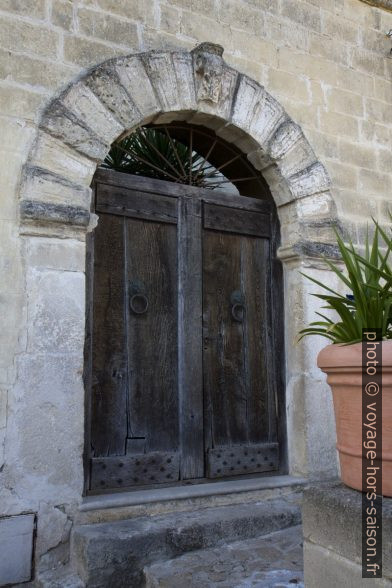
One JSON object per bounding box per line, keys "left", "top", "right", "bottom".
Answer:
{"left": 318, "top": 341, "right": 392, "bottom": 497}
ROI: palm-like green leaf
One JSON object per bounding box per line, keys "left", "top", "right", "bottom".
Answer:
{"left": 299, "top": 219, "right": 392, "bottom": 344}
{"left": 102, "top": 127, "right": 222, "bottom": 188}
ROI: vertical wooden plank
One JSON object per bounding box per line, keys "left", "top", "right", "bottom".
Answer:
{"left": 178, "top": 195, "right": 204, "bottom": 479}
{"left": 203, "top": 231, "right": 248, "bottom": 448}
{"left": 125, "top": 218, "right": 179, "bottom": 453}
{"left": 241, "top": 236, "right": 270, "bottom": 442}
{"left": 90, "top": 213, "right": 128, "bottom": 457}
{"left": 270, "top": 211, "right": 286, "bottom": 468}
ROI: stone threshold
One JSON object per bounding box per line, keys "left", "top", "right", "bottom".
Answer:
{"left": 80, "top": 474, "right": 307, "bottom": 512}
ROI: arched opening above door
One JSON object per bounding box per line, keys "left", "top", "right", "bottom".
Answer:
{"left": 102, "top": 123, "right": 272, "bottom": 199}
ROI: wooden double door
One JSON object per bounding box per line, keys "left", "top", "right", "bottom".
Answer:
{"left": 86, "top": 168, "right": 283, "bottom": 492}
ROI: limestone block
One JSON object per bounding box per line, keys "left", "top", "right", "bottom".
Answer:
{"left": 336, "top": 188, "right": 378, "bottom": 219}
{"left": 288, "top": 162, "right": 331, "bottom": 199}
{"left": 338, "top": 139, "right": 377, "bottom": 170}
{"left": 85, "top": 64, "right": 141, "bottom": 130}
{"left": 0, "top": 514, "right": 35, "bottom": 586}
{"left": 40, "top": 101, "right": 108, "bottom": 161}
{"left": 277, "top": 135, "right": 317, "bottom": 179}
{"left": 0, "top": 118, "right": 35, "bottom": 221}
{"left": 30, "top": 132, "right": 96, "bottom": 187}
{"left": 352, "top": 48, "right": 386, "bottom": 78}
{"left": 180, "top": 11, "right": 233, "bottom": 50}
{"left": 378, "top": 148, "right": 392, "bottom": 174}
{"left": 115, "top": 55, "right": 161, "bottom": 120}
{"left": 0, "top": 49, "right": 77, "bottom": 91}
{"left": 0, "top": 84, "right": 44, "bottom": 122}
{"left": 36, "top": 504, "right": 72, "bottom": 561}
{"left": 326, "top": 87, "right": 364, "bottom": 118}
{"left": 61, "top": 81, "right": 123, "bottom": 146}
{"left": 334, "top": 65, "right": 374, "bottom": 99}
{"left": 160, "top": 4, "right": 181, "bottom": 35}
{"left": 261, "top": 165, "right": 293, "bottom": 207}
{"left": 229, "top": 75, "right": 264, "bottom": 133}
{"left": 51, "top": 0, "right": 74, "bottom": 31}
{"left": 217, "top": 0, "right": 264, "bottom": 34}
{"left": 77, "top": 6, "right": 139, "bottom": 46}
{"left": 0, "top": 16, "right": 58, "bottom": 58}
{"left": 26, "top": 268, "right": 85, "bottom": 354}
{"left": 295, "top": 192, "right": 336, "bottom": 222}
{"left": 326, "top": 161, "right": 359, "bottom": 191}
{"left": 25, "top": 237, "right": 86, "bottom": 272}
{"left": 321, "top": 11, "right": 359, "bottom": 44}
{"left": 0, "top": 0, "right": 46, "bottom": 18}
{"left": 268, "top": 68, "right": 309, "bottom": 103}
{"left": 172, "top": 52, "right": 198, "bottom": 112}
{"left": 304, "top": 541, "right": 392, "bottom": 588}
{"left": 9, "top": 352, "right": 84, "bottom": 497}
{"left": 20, "top": 200, "right": 91, "bottom": 227}
{"left": 0, "top": 389, "right": 6, "bottom": 469}
{"left": 63, "top": 35, "right": 125, "bottom": 68}
{"left": 230, "top": 30, "right": 278, "bottom": 69}
{"left": 359, "top": 168, "right": 392, "bottom": 197}
{"left": 366, "top": 97, "right": 391, "bottom": 126}
{"left": 281, "top": 0, "right": 321, "bottom": 32}
{"left": 246, "top": 149, "right": 273, "bottom": 171}
{"left": 278, "top": 48, "right": 338, "bottom": 86}
{"left": 83, "top": 0, "right": 157, "bottom": 26}
{"left": 0, "top": 389, "right": 6, "bottom": 429}
{"left": 269, "top": 121, "right": 304, "bottom": 161}
{"left": 319, "top": 110, "right": 359, "bottom": 141}
{"left": 233, "top": 75, "right": 286, "bottom": 148}
{"left": 0, "top": 220, "right": 25, "bottom": 368}
{"left": 21, "top": 167, "right": 91, "bottom": 209}
{"left": 192, "top": 44, "right": 238, "bottom": 121}
{"left": 373, "top": 77, "right": 392, "bottom": 105}
{"left": 303, "top": 483, "right": 392, "bottom": 579}
{"left": 142, "top": 51, "right": 196, "bottom": 112}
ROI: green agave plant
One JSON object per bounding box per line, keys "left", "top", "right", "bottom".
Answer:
{"left": 299, "top": 219, "right": 392, "bottom": 344}
{"left": 102, "top": 126, "right": 222, "bottom": 188}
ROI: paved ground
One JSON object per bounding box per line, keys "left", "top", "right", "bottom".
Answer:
{"left": 144, "top": 524, "right": 304, "bottom": 587}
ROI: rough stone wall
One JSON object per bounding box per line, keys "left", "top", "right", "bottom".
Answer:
{"left": 0, "top": 0, "right": 391, "bottom": 584}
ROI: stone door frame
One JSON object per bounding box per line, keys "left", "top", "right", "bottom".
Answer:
{"left": 18, "top": 42, "right": 339, "bottom": 494}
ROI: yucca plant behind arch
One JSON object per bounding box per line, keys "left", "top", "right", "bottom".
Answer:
{"left": 102, "top": 125, "right": 262, "bottom": 191}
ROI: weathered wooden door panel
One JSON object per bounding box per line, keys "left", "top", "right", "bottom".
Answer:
{"left": 90, "top": 179, "right": 181, "bottom": 491}
{"left": 202, "top": 204, "right": 278, "bottom": 478}
{"left": 88, "top": 171, "right": 282, "bottom": 492}
{"left": 90, "top": 213, "right": 128, "bottom": 458}
{"left": 125, "top": 217, "right": 179, "bottom": 454}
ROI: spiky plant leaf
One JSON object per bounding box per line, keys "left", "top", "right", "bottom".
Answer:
{"left": 299, "top": 219, "right": 392, "bottom": 344}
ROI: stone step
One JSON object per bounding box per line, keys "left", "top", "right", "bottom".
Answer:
{"left": 144, "top": 525, "right": 304, "bottom": 588}
{"left": 72, "top": 497, "right": 301, "bottom": 588}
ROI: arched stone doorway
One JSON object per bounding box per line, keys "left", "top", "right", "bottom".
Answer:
{"left": 19, "top": 42, "right": 338, "bottom": 491}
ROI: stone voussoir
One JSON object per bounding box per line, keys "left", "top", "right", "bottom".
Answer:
{"left": 60, "top": 81, "right": 124, "bottom": 146}
{"left": 287, "top": 161, "right": 331, "bottom": 199}
{"left": 114, "top": 54, "right": 161, "bottom": 120}
{"left": 29, "top": 132, "right": 97, "bottom": 187}
{"left": 141, "top": 51, "right": 197, "bottom": 113}
{"left": 40, "top": 100, "right": 109, "bottom": 162}
{"left": 84, "top": 62, "right": 141, "bottom": 130}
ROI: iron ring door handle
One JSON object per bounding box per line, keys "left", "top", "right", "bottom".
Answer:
{"left": 130, "top": 293, "right": 149, "bottom": 315}
{"left": 231, "top": 303, "right": 245, "bottom": 322}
